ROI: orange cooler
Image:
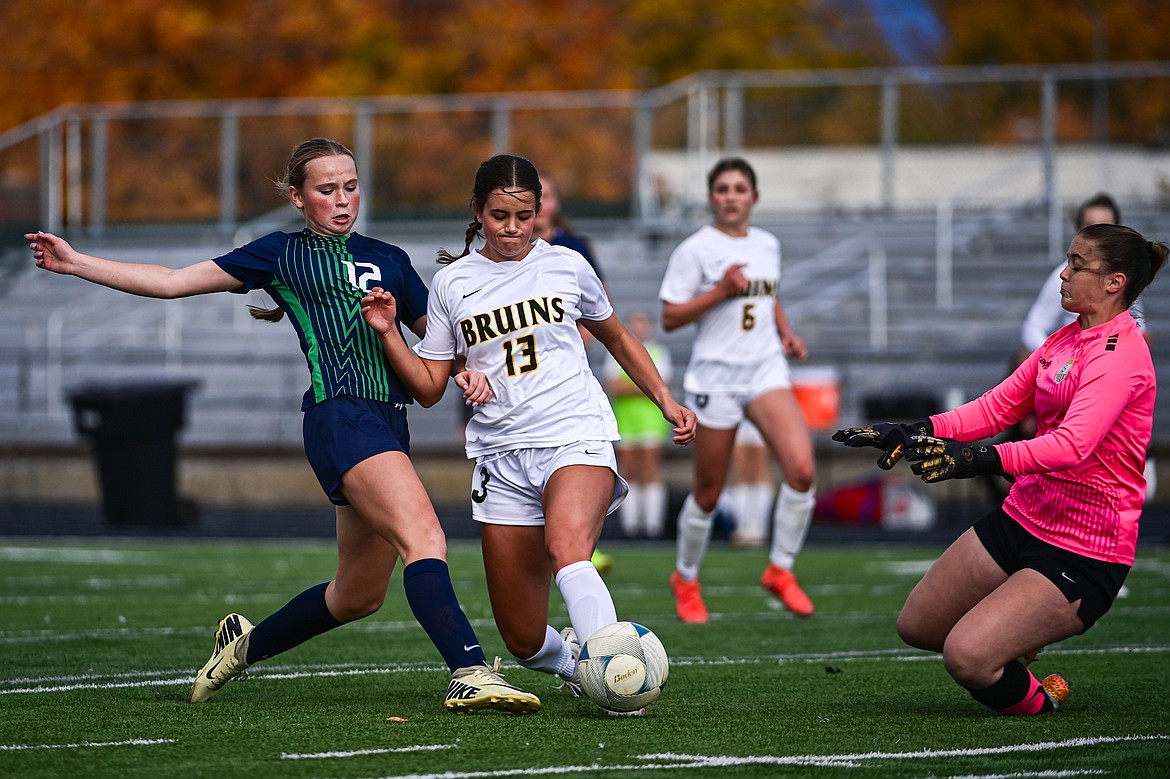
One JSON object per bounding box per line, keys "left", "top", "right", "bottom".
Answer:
{"left": 791, "top": 366, "right": 840, "bottom": 431}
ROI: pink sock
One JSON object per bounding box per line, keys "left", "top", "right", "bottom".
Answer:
{"left": 997, "top": 669, "right": 1050, "bottom": 715}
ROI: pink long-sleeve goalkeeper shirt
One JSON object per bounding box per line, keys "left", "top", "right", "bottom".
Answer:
{"left": 931, "top": 311, "right": 1154, "bottom": 566}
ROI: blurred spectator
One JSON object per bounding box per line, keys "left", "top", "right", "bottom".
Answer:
{"left": 604, "top": 310, "right": 674, "bottom": 538}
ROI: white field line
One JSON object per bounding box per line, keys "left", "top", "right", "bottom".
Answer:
{"left": 1, "top": 575, "right": 185, "bottom": 588}
{"left": 16, "top": 600, "right": 1164, "bottom": 647}
{"left": 0, "top": 660, "right": 446, "bottom": 696}
{"left": 283, "top": 744, "right": 456, "bottom": 760}
{"left": 0, "top": 592, "right": 232, "bottom": 606}
{"left": 3, "top": 645, "right": 1167, "bottom": 697}
{"left": 0, "top": 617, "right": 433, "bottom": 645}
{"left": 312, "top": 735, "right": 1167, "bottom": 779}
{"left": 0, "top": 547, "right": 164, "bottom": 564}
{"left": 945, "top": 767, "right": 1109, "bottom": 771}
{"left": 0, "top": 738, "right": 177, "bottom": 752}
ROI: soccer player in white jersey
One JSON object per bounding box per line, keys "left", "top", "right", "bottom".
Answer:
{"left": 659, "top": 156, "right": 817, "bottom": 623}
{"left": 360, "top": 154, "right": 695, "bottom": 715}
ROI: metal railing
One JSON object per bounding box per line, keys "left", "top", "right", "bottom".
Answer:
{"left": 5, "top": 62, "right": 1170, "bottom": 238}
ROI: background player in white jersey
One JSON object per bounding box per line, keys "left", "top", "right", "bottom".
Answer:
{"left": 659, "top": 156, "right": 817, "bottom": 623}
{"left": 723, "top": 419, "right": 775, "bottom": 548}
{"left": 603, "top": 310, "right": 675, "bottom": 539}
{"left": 360, "top": 154, "right": 695, "bottom": 715}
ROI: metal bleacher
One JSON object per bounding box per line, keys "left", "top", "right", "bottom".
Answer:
{"left": 2, "top": 207, "right": 1169, "bottom": 454}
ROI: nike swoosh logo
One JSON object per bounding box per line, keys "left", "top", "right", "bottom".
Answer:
{"left": 462, "top": 289, "right": 483, "bottom": 298}
{"left": 204, "top": 657, "right": 224, "bottom": 679}
{"left": 585, "top": 449, "right": 602, "bottom": 456}
{"left": 1060, "top": 571, "right": 1076, "bottom": 583}
{"left": 464, "top": 644, "right": 481, "bottom": 652}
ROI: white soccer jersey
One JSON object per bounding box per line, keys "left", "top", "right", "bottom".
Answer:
{"left": 658, "top": 224, "right": 785, "bottom": 391}
{"left": 417, "top": 239, "right": 618, "bottom": 457}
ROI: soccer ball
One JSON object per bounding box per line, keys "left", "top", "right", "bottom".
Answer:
{"left": 577, "top": 621, "right": 669, "bottom": 713}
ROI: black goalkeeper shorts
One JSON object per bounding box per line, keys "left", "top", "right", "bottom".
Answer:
{"left": 973, "top": 507, "right": 1130, "bottom": 631}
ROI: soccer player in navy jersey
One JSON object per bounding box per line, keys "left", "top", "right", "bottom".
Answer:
{"left": 25, "top": 137, "right": 539, "bottom": 714}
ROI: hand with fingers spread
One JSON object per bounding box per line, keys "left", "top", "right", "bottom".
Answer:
{"left": 832, "top": 420, "right": 932, "bottom": 470}
{"left": 904, "top": 435, "right": 1003, "bottom": 483}
{"left": 360, "top": 286, "right": 399, "bottom": 337}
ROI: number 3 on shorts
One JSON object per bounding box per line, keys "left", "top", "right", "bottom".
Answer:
{"left": 471, "top": 465, "right": 491, "bottom": 503}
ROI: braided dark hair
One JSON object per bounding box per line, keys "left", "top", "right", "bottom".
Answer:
{"left": 439, "top": 154, "right": 542, "bottom": 264}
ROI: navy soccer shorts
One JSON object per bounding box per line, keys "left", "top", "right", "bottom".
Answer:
{"left": 303, "top": 395, "right": 410, "bottom": 506}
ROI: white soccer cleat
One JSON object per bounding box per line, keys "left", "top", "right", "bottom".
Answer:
{"left": 188, "top": 613, "right": 254, "bottom": 703}
{"left": 445, "top": 657, "right": 541, "bottom": 714}
{"left": 557, "top": 626, "right": 586, "bottom": 698}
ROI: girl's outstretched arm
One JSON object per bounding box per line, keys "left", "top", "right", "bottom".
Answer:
{"left": 27, "top": 231, "right": 241, "bottom": 298}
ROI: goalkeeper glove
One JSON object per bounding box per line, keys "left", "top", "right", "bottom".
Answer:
{"left": 904, "top": 436, "right": 1003, "bottom": 483}
{"left": 831, "top": 419, "right": 933, "bottom": 470}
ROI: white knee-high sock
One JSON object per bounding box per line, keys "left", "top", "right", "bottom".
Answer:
{"left": 676, "top": 493, "right": 715, "bottom": 580}
{"left": 643, "top": 482, "right": 668, "bottom": 538}
{"left": 769, "top": 483, "right": 815, "bottom": 570}
{"left": 620, "top": 483, "right": 644, "bottom": 537}
{"left": 555, "top": 560, "right": 617, "bottom": 644}
{"left": 746, "top": 483, "right": 775, "bottom": 539}
{"left": 516, "top": 624, "right": 575, "bottom": 679}
{"left": 726, "top": 484, "right": 748, "bottom": 532}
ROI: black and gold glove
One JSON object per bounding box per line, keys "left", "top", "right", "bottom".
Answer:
{"left": 904, "top": 436, "right": 1003, "bottom": 483}
{"left": 831, "top": 419, "right": 933, "bottom": 470}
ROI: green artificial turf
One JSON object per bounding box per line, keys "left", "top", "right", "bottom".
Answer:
{"left": 2, "top": 538, "right": 1167, "bottom": 778}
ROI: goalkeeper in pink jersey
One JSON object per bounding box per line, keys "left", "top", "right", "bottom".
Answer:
{"left": 835, "top": 223, "right": 1166, "bottom": 715}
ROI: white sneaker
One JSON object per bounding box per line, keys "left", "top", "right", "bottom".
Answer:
{"left": 188, "top": 613, "right": 253, "bottom": 703}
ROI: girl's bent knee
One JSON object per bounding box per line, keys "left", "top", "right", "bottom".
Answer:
{"left": 331, "top": 594, "right": 385, "bottom": 623}
{"left": 941, "top": 640, "right": 996, "bottom": 689}
{"left": 503, "top": 631, "right": 545, "bottom": 661}
{"left": 895, "top": 612, "right": 941, "bottom": 653}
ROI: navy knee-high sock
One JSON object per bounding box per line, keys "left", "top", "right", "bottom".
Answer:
{"left": 403, "top": 558, "right": 487, "bottom": 672}
{"left": 245, "top": 582, "right": 342, "bottom": 665}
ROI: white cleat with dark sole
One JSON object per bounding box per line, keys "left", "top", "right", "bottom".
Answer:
{"left": 188, "top": 613, "right": 253, "bottom": 703}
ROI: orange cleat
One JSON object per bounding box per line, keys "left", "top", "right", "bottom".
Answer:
{"left": 760, "top": 564, "right": 815, "bottom": 618}
{"left": 1040, "top": 673, "right": 1070, "bottom": 710}
{"left": 669, "top": 571, "right": 709, "bottom": 624}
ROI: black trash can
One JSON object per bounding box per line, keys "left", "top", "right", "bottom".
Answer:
{"left": 69, "top": 380, "right": 198, "bottom": 526}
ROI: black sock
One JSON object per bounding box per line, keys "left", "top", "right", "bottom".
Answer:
{"left": 245, "top": 582, "right": 342, "bottom": 664}
{"left": 967, "top": 659, "right": 1054, "bottom": 715}
{"left": 403, "top": 558, "right": 487, "bottom": 672}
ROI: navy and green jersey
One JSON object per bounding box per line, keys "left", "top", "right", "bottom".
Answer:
{"left": 213, "top": 229, "right": 427, "bottom": 409}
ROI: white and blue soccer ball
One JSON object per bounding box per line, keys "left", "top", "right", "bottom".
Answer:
{"left": 578, "top": 621, "right": 669, "bottom": 713}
